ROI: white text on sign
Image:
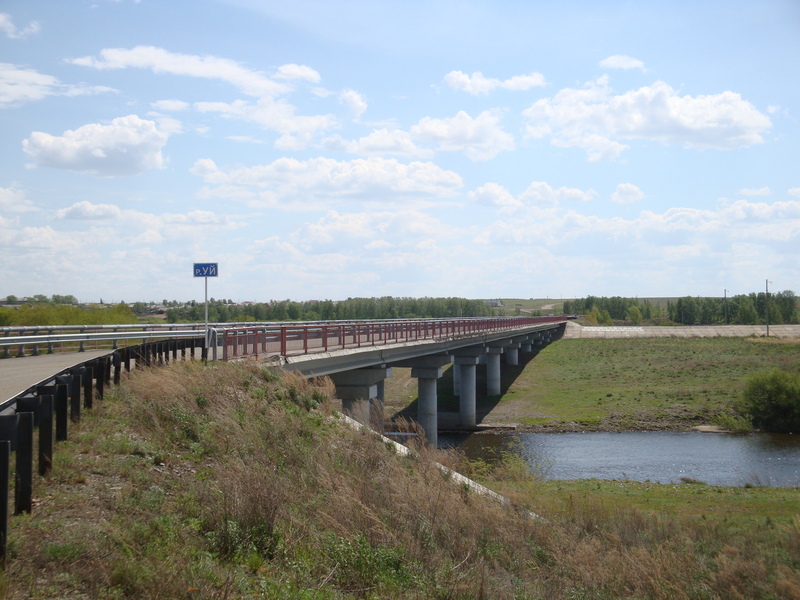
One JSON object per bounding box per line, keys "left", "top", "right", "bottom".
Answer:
{"left": 193, "top": 263, "right": 218, "bottom": 277}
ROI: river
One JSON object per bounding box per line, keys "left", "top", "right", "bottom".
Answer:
{"left": 438, "top": 431, "right": 800, "bottom": 487}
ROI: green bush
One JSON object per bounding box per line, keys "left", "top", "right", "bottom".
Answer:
{"left": 742, "top": 368, "right": 800, "bottom": 433}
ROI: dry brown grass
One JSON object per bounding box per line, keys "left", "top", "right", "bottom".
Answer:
{"left": 1, "top": 360, "right": 797, "bottom": 599}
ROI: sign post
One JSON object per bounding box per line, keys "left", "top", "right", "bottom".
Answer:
{"left": 193, "top": 263, "right": 218, "bottom": 359}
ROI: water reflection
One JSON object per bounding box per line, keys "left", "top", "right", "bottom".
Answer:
{"left": 439, "top": 431, "right": 800, "bottom": 487}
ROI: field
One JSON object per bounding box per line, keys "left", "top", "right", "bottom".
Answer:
{"left": 385, "top": 336, "right": 800, "bottom": 431}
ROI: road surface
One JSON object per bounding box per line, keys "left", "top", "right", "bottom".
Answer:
{"left": 0, "top": 350, "right": 113, "bottom": 403}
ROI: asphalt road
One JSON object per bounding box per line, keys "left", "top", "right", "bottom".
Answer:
{"left": 0, "top": 350, "right": 113, "bottom": 402}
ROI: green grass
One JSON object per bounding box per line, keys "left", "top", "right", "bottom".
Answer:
{"left": 486, "top": 478, "right": 800, "bottom": 525}
{"left": 492, "top": 337, "right": 800, "bottom": 430}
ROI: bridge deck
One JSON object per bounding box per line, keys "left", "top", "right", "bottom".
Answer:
{"left": 0, "top": 350, "right": 113, "bottom": 402}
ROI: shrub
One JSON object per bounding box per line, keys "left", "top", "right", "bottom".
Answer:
{"left": 742, "top": 368, "right": 800, "bottom": 432}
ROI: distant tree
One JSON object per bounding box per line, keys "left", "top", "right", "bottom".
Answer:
{"left": 5, "top": 295, "right": 17, "bottom": 305}
{"left": 774, "top": 290, "right": 798, "bottom": 324}
{"left": 736, "top": 296, "right": 758, "bottom": 325}
{"left": 626, "top": 305, "right": 643, "bottom": 325}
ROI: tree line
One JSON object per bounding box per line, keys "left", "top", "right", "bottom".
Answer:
{"left": 166, "top": 296, "right": 496, "bottom": 324}
{"left": 563, "top": 291, "right": 798, "bottom": 325}
{"left": 0, "top": 301, "right": 135, "bottom": 326}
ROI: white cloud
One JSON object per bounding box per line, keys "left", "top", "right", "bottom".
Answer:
{"left": 469, "top": 183, "right": 522, "bottom": 212}
{"left": 0, "top": 62, "right": 114, "bottom": 107}
{"left": 23, "top": 115, "right": 169, "bottom": 176}
{"left": 0, "top": 13, "right": 40, "bottom": 39}
{"left": 195, "top": 97, "right": 336, "bottom": 149}
{"left": 191, "top": 156, "right": 463, "bottom": 206}
{"left": 444, "top": 70, "right": 546, "bottom": 95}
{"left": 523, "top": 77, "right": 772, "bottom": 161}
{"left": 521, "top": 181, "right": 597, "bottom": 206}
{"left": 470, "top": 181, "right": 597, "bottom": 215}
{"left": 321, "top": 129, "right": 431, "bottom": 158}
{"left": 599, "top": 55, "right": 646, "bottom": 71}
{"left": 150, "top": 99, "right": 189, "bottom": 111}
{"left": 789, "top": 188, "right": 800, "bottom": 198}
{"left": 56, "top": 201, "right": 122, "bottom": 220}
{"left": 611, "top": 183, "right": 646, "bottom": 204}
{"left": 0, "top": 186, "right": 37, "bottom": 213}
{"left": 226, "top": 135, "right": 263, "bottom": 143}
{"left": 340, "top": 89, "right": 367, "bottom": 119}
{"left": 410, "top": 110, "right": 514, "bottom": 160}
{"left": 738, "top": 186, "right": 770, "bottom": 196}
{"left": 71, "top": 46, "right": 291, "bottom": 97}
{"left": 274, "top": 63, "right": 321, "bottom": 83}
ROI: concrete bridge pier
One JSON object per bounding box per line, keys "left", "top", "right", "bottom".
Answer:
{"left": 391, "top": 354, "right": 451, "bottom": 446}
{"left": 330, "top": 366, "right": 392, "bottom": 432}
{"left": 486, "top": 345, "right": 504, "bottom": 396}
{"left": 452, "top": 363, "right": 461, "bottom": 397}
{"left": 454, "top": 347, "right": 484, "bottom": 427}
{"left": 505, "top": 345, "right": 519, "bottom": 366}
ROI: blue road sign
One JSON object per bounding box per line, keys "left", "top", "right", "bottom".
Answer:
{"left": 193, "top": 263, "right": 218, "bottom": 277}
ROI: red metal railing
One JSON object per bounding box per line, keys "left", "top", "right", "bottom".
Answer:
{"left": 221, "top": 316, "right": 566, "bottom": 361}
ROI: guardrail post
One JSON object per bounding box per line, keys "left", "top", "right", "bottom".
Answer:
{"left": 38, "top": 395, "right": 53, "bottom": 476}
{"left": 0, "top": 440, "right": 9, "bottom": 566}
{"left": 2, "top": 331, "right": 9, "bottom": 359}
{"left": 15, "top": 412, "right": 33, "bottom": 515}
{"left": 95, "top": 360, "right": 105, "bottom": 400}
{"left": 67, "top": 368, "right": 82, "bottom": 422}
{"left": 79, "top": 326, "right": 86, "bottom": 352}
{"left": 104, "top": 356, "right": 112, "bottom": 386}
{"left": 112, "top": 327, "right": 119, "bottom": 350}
{"left": 113, "top": 352, "right": 121, "bottom": 385}
{"left": 83, "top": 364, "right": 94, "bottom": 409}
{"left": 55, "top": 384, "right": 68, "bottom": 442}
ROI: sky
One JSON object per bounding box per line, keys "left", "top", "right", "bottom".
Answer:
{"left": 1, "top": 0, "right": 799, "bottom": 304}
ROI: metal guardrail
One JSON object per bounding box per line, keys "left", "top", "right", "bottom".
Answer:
{"left": 0, "top": 335, "right": 207, "bottom": 564}
{"left": 1, "top": 322, "right": 245, "bottom": 358}
{"left": 221, "top": 316, "right": 568, "bottom": 361}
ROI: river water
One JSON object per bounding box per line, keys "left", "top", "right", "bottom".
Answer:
{"left": 438, "top": 431, "right": 800, "bottom": 487}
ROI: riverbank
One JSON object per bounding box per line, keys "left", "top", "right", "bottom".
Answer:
{"left": 384, "top": 335, "right": 800, "bottom": 433}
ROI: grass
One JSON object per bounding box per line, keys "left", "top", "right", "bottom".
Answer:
{"left": 4, "top": 359, "right": 800, "bottom": 599}
{"left": 433, "top": 336, "right": 800, "bottom": 431}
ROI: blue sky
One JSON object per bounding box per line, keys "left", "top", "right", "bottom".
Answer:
{"left": 1, "top": 0, "right": 799, "bottom": 303}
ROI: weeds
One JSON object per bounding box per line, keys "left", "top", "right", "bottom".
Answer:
{"left": 4, "top": 361, "right": 798, "bottom": 599}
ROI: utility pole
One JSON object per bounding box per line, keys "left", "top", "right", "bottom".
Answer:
{"left": 724, "top": 289, "right": 728, "bottom": 324}
{"left": 765, "top": 279, "right": 771, "bottom": 337}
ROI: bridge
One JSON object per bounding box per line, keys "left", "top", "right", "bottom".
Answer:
{"left": 1, "top": 317, "right": 567, "bottom": 447}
